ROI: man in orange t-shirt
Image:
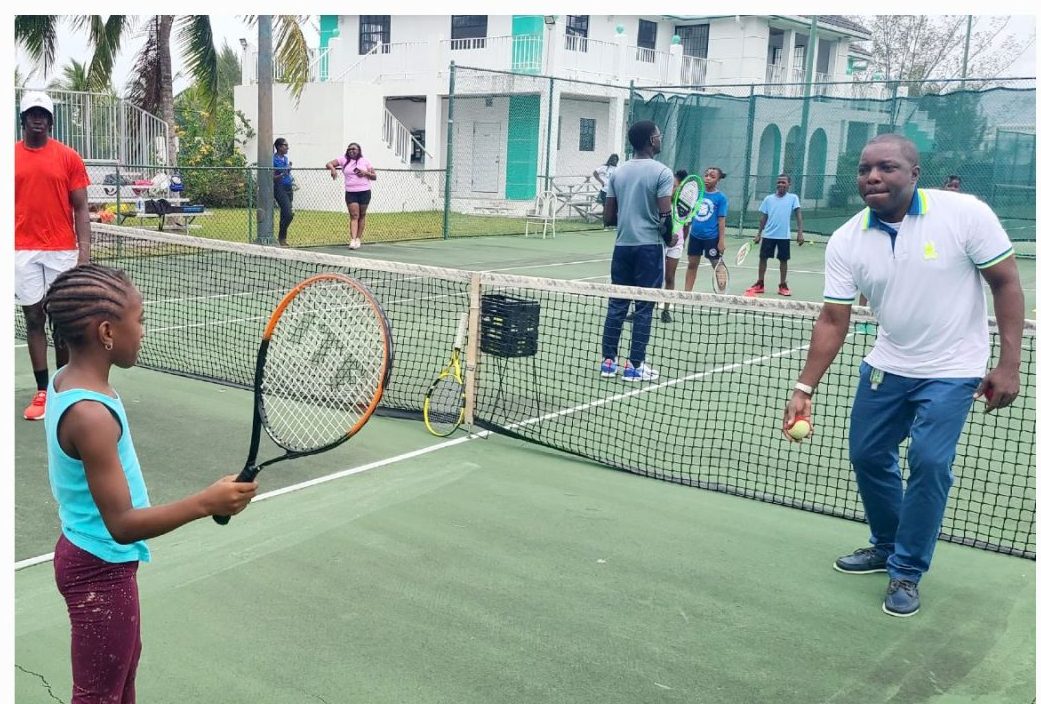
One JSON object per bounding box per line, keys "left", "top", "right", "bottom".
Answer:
{"left": 14, "top": 91, "right": 92, "bottom": 420}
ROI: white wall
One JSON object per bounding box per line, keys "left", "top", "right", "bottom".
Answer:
{"left": 555, "top": 98, "right": 613, "bottom": 177}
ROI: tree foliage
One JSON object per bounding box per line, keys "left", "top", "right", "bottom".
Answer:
{"left": 858, "top": 15, "right": 1034, "bottom": 95}
{"left": 174, "top": 43, "right": 256, "bottom": 207}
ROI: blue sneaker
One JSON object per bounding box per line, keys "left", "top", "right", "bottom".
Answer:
{"left": 883, "top": 579, "right": 920, "bottom": 617}
{"left": 600, "top": 358, "right": 618, "bottom": 378}
{"left": 834, "top": 547, "right": 889, "bottom": 574}
{"left": 622, "top": 361, "right": 659, "bottom": 382}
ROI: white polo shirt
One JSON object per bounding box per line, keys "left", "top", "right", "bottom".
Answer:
{"left": 824, "top": 188, "right": 1014, "bottom": 378}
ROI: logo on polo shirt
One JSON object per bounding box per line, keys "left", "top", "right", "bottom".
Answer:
{"left": 923, "top": 241, "right": 938, "bottom": 260}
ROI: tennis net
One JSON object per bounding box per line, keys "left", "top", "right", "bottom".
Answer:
{"left": 16, "top": 224, "right": 1036, "bottom": 558}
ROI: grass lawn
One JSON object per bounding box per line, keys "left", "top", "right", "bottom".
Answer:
{"left": 117, "top": 208, "right": 604, "bottom": 246}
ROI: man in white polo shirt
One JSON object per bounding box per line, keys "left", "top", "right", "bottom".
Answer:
{"left": 782, "top": 133, "right": 1024, "bottom": 618}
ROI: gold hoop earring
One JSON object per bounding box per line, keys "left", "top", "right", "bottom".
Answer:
{"left": 104, "top": 342, "right": 113, "bottom": 351}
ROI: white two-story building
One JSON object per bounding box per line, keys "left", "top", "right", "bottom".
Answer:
{"left": 235, "top": 14, "right": 884, "bottom": 212}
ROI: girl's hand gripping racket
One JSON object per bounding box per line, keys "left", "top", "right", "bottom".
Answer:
{"left": 670, "top": 173, "right": 705, "bottom": 243}
{"left": 423, "top": 313, "right": 468, "bottom": 437}
{"left": 214, "top": 273, "right": 394, "bottom": 525}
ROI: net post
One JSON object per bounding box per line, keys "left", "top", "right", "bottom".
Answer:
{"left": 247, "top": 166, "right": 256, "bottom": 244}
{"left": 442, "top": 62, "right": 457, "bottom": 240}
{"left": 543, "top": 76, "right": 555, "bottom": 194}
{"left": 739, "top": 83, "right": 757, "bottom": 236}
{"left": 625, "top": 80, "right": 636, "bottom": 160}
{"left": 463, "top": 270, "right": 481, "bottom": 430}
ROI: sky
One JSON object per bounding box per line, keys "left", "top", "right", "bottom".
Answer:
{"left": 13, "top": 14, "right": 1036, "bottom": 91}
{"left": 15, "top": 16, "right": 322, "bottom": 92}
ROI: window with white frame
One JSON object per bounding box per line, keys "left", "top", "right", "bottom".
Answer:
{"left": 451, "top": 16, "right": 488, "bottom": 49}
{"left": 637, "top": 20, "right": 658, "bottom": 62}
{"left": 359, "top": 16, "right": 390, "bottom": 54}
{"left": 566, "top": 16, "right": 589, "bottom": 52}
{"left": 579, "top": 118, "right": 596, "bottom": 152}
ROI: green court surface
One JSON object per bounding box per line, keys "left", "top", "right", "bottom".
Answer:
{"left": 13, "top": 230, "right": 1036, "bottom": 703}
{"left": 13, "top": 360, "right": 1036, "bottom": 704}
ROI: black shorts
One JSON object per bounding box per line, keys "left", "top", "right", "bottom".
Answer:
{"left": 687, "top": 237, "right": 721, "bottom": 261}
{"left": 760, "top": 239, "right": 791, "bottom": 261}
{"left": 345, "top": 190, "right": 372, "bottom": 206}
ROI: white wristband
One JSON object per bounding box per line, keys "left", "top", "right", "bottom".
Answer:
{"left": 794, "top": 382, "right": 814, "bottom": 396}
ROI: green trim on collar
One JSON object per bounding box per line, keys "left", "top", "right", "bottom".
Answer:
{"left": 861, "top": 188, "right": 927, "bottom": 230}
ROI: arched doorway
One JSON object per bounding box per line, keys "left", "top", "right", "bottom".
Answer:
{"left": 756, "top": 125, "right": 781, "bottom": 197}
{"left": 806, "top": 128, "right": 828, "bottom": 199}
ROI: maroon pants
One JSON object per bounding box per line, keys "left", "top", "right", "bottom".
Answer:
{"left": 53, "top": 534, "right": 142, "bottom": 704}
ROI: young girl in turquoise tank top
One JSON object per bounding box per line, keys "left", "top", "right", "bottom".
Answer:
{"left": 43, "top": 264, "right": 259, "bottom": 704}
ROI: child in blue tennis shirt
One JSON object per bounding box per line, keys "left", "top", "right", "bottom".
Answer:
{"left": 746, "top": 174, "right": 803, "bottom": 297}
{"left": 44, "top": 264, "right": 257, "bottom": 703}
{"left": 683, "top": 166, "right": 728, "bottom": 292}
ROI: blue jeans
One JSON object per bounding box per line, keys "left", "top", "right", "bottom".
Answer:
{"left": 601, "top": 243, "right": 664, "bottom": 367}
{"left": 848, "top": 362, "right": 980, "bottom": 583}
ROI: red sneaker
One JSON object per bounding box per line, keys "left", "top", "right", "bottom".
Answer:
{"left": 778, "top": 284, "right": 792, "bottom": 297}
{"left": 744, "top": 282, "right": 765, "bottom": 296}
{"left": 23, "top": 390, "right": 47, "bottom": 421}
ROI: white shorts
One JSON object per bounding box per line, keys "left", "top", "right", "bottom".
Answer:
{"left": 665, "top": 238, "right": 684, "bottom": 260}
{"left": 14, "top": 250, "right": 79, "bottom": 306}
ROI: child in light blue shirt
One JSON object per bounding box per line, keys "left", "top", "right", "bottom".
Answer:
{"left": 746, "top": 174, "right": 804, "bottom": 297}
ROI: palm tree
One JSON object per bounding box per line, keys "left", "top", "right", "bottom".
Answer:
{"left": 16, "top": 14, "right": 311, "bottom": 166}
{"left": 47, "top": 59, "right": 93, "bottom": 93}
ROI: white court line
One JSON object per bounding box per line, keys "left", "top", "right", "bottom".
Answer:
{"left": 483, "top": 257, "right": 612, "bottom": 273}
{"left": 13, "top": 339, "right": 805, "bottom": 571}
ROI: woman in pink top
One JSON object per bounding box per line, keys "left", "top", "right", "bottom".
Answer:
{"left": 326, "top": 142, "right": 377, "bottom": 250}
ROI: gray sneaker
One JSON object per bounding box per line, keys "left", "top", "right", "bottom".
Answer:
{"left": 883, "top": 579, "right": 920, "bottom": 617}
{"left": 834, "top": 547, "right": 889, "bottom": 574}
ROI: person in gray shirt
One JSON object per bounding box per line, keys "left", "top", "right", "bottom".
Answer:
{"left": 600, "top": 121, "right": 675, "bottom": 382}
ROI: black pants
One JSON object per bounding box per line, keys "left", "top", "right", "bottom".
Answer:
{"left": 274, "top": 182, "right": 294, "bottom": 241}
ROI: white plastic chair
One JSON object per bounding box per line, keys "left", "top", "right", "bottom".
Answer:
{"left": 524, "top": 191, "right": 558, "bottom": 239}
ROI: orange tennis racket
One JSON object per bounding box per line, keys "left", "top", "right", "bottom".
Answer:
{"left": 214, "top": 273, "right": 393, "bottom": 525}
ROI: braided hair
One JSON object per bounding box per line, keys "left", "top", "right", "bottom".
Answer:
{"left": 43, "top": 264, "right": 136, "bottom": 348}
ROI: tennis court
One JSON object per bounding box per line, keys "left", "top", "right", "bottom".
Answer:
{"left": 14, "top": 226, "right": 1036, "bottom": 703}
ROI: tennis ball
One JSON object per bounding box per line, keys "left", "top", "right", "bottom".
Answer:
{"left": 788, "top": 417, "right": 812, "bottom": 441}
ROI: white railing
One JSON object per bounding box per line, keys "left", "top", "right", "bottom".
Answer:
{"left": 308, "top": 47, "right": 332, "bottom": 82}
{"left": 245, "top": 47, "right": 333, "bottom": 85}
{"left": 439, "top": 35, "right": 542, "bottom": 73}
{"left": 448, "top": 37, "right": 487, "bottom": 51}
{"left": 564, "top": 34, "right": 588, "bottom": 53}
{"left": 628, "top": 45, "right": 672, "bottom": 83}
{"left": 382, "top": 108, "right": 431, "bottom": 165}
{"left": 680, "top": 55, "right": 710, "bottom": 87}
{"left": 14, "top": 87, "right": 171, "bottom": 166}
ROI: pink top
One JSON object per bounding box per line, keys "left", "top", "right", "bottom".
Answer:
{"left": 335, "top": 156, "right": 374, "bottom": 193}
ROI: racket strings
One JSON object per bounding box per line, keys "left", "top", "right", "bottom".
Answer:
{"left": 262, "top": 280, "right": 387, "bottom": 451}
{"left": 427, "top": 373, "right": 464, "bottom": 433}
{"left": 714, "top": 262, "right": 730, "bottom": 293}
{"left": 675, "top": 181, "right": 701, "bottom": 218}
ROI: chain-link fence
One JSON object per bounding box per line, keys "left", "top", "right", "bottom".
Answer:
{"left": 630, "top": 77, "right": 1036, "bottom": 254}
{"left": 75, "top": 69, "right": 1034, "bottom": 254}
{"left": 83, "top": 162, "right": 447, "bottom": 247}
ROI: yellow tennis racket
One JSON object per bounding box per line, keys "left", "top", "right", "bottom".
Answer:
{"left": 423, "top": 313, "right": 467, "bottom": 437}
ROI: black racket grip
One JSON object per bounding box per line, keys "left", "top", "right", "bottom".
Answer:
{"left": 212, "top": 465, "right": 261, "bottom": 526}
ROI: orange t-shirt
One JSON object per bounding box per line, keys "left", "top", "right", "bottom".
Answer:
{"left": 15, "top": 139, "right": 90, "bottom": 251}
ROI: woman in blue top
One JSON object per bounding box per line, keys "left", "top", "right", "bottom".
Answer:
{"left": 273, "top": 137, "right": 294, "bottom": 246}
{"left": 43, "top": 264, "right": 258, "bottom": 703}
{"left": 683, "top": 166, "right": 728, "bottom": 293}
